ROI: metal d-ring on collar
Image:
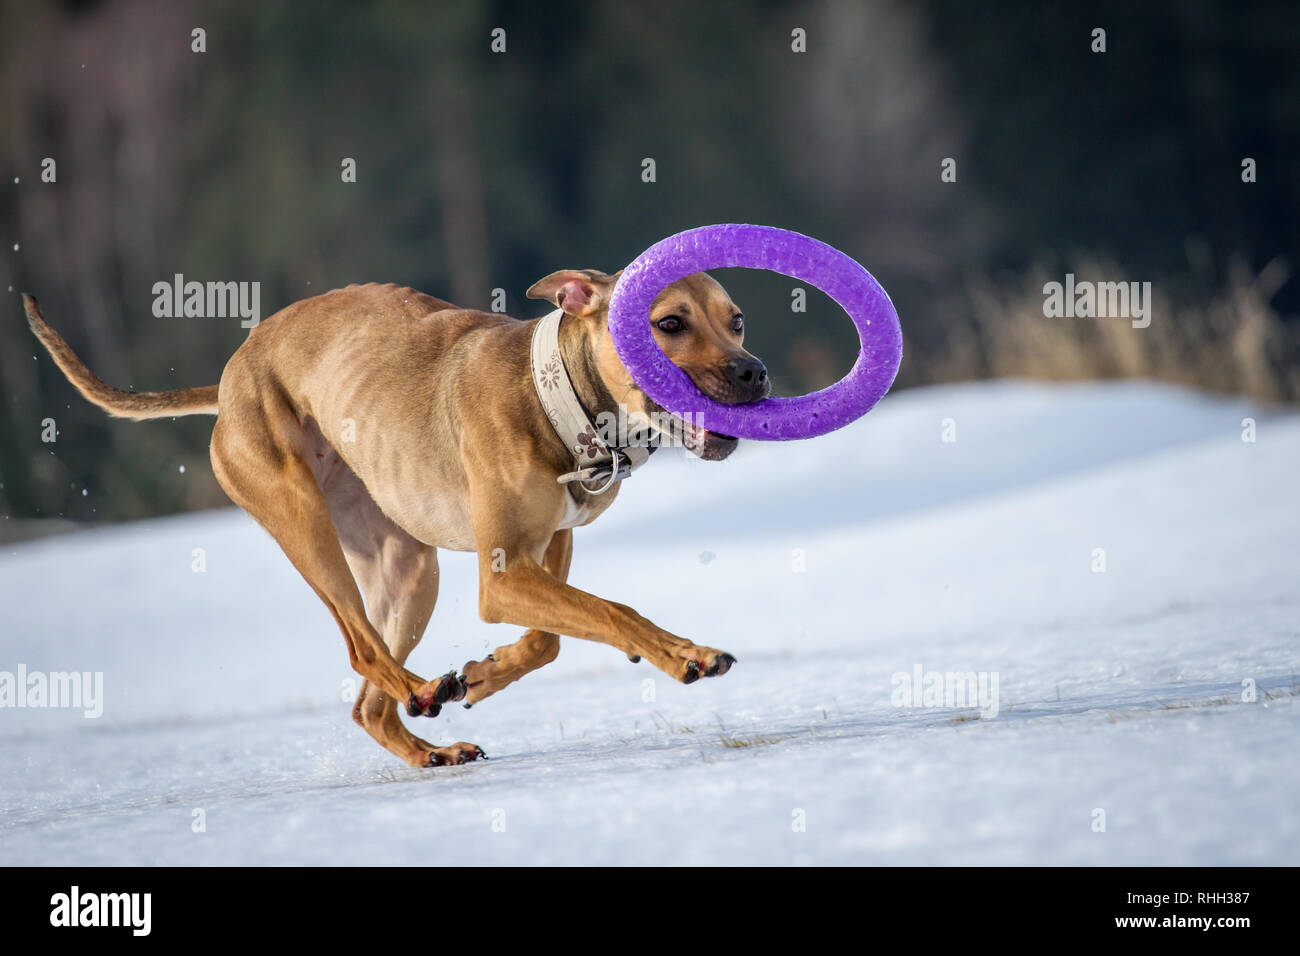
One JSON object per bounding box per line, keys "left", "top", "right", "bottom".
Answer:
{"left": 571, "top": 447, "right": 623, "bottom": 495}
{"left": 529, "top": 308, "right": 653, "bottom": 494}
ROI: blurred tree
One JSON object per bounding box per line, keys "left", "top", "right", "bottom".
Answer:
{"left": 0, "top": 0, "right": 1295, "bottom": 532}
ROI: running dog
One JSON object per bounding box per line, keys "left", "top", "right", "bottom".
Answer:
{"left": 22, "top": 268, "right": 769, "bottom": 767}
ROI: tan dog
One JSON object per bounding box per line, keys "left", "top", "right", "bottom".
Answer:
{"left": 23, "top": 268, "right": 770, "bottom": 767}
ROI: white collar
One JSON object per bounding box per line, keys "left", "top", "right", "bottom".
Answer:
{"left": 530, "top": 309, "right": 655, "bottom": 494}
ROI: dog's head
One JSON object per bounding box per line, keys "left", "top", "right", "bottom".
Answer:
{"left": 526, "top": 268, "right": 769, "bottom": 461}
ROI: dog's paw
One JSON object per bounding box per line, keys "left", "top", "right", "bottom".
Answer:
{"left": 425, "top": 742, "right": 488, "bottom": 767}
{"left": 406, "top": 671, "right": 468, "bottom": 717}
{"left": 682, "top": 651, "right": 737, "bottom": 684}
{"left": 461, "top": 652, "right": 527, "bottom": 706}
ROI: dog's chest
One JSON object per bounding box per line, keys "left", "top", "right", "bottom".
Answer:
{"left": 556, "top": 486, "right": 615, "bottom": 530}
{"left": 557, "top": 492, "right": 593, "bottom": 530}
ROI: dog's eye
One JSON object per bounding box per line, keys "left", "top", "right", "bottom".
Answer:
{"left": 657, "top": 316, "right": 685, "bottom": 334}
{"left": 731, "top": 314, "right": 744, "bottom": 334}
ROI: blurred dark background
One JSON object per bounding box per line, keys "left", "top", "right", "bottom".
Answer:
{"left": 1, "top": 0, "right": 1297, "bottom": 534}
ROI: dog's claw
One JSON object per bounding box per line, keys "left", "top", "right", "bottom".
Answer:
{"left": 628, "top": 654, "right": 641, "bottom": 663}
{"left": 705, "top": 653, "right": 736, "bottom": 677}
{"left": 433, "top": 670, "right": 467, "bottom": 705}
{"left": 426, "top": 744, "right": 486, "bottom": 768}
{"left": 407, "top": 692, "right": 442, "bottom": 718}
{"left": 682, "top": 653, "right": 735, "bottom": 683}
{"left": 407, "top": 672, "right": 465, "bottom": 718}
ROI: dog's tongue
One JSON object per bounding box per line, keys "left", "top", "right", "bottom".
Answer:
{"left": 681, "top": 418, "right": 711, "bottom": 450}
{"left": 680, "top": 419, "right": 734, "bottom": 450}
{"left": 652, "top": 410, "right": 733, "bottom": 450}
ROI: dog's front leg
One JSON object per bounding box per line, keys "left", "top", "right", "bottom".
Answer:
{"left": 462, "top": 529, "right": 570, "bottom": 705}
{"left": 473, "top": 519, "right": 736, "bottom": 685}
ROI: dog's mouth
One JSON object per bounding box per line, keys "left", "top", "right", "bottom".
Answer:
{"left": 635, "top": 391, "right": 740, "bottom": 461}
{"left": 679, "top": 419, "right": 738, "bottom": 461}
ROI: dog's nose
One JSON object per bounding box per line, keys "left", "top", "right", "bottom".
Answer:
{"left": 725, "top": 356, "right": 768, "bottom": 398}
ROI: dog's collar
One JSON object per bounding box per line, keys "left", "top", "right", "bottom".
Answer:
{"left": 530, "top": 308, "right": 655, "bottom": 494}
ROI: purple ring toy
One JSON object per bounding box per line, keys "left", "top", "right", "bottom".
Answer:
{"left": 608, "top": 223, "right": 903, "bottom": 441}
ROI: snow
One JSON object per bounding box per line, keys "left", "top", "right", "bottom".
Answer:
{"left": 0, "top": 379, "right": 1296, "bottom": 865}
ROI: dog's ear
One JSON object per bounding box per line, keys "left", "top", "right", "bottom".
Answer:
{"left": 526, "top": 269, "right": 619, "bottom": 317}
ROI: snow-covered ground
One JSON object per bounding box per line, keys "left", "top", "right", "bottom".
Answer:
{"left": 1, "top": 379, "right": 1296, "bottom": 865}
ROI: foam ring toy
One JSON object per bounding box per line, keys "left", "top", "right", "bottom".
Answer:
{"left": 607, "top": 223, "right": 903, "bottom": 441}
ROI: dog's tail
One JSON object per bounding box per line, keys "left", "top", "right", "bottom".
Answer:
{"left": 23, "top": 294, "right": 219, "bottom": 420}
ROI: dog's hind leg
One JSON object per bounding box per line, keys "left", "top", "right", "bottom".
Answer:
{"left": 460, "top": 529, "right": 570, "bottom": 706}
{"left": 345, "top": 544, "right": 480, "bottom": 766}
{"left": 317, "top": 444, "right": 482, "bottom": 767}
{"left": 209, "top": 402, "right": 476, "bottom": 765}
